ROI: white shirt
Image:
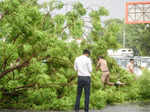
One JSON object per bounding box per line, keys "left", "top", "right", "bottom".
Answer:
{"left": 74, "top": 55, "right": 92, "bottom": 76}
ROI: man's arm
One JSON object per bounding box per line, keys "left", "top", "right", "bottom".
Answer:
{"left": 74, "top": 58, "right": 78, "bottom": 71}
{"left": 127, "top": 64, "right": 134, "bottom": 73}
{"left": 87, "top": 59, "right": 92, "bottom": 73}
{"left": 129, "top": 66, "right": 134, "bottom": 73}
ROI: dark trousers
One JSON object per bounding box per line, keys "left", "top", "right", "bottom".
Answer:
{"left": 75, "top": 76, "right": 91, "bottom": 112}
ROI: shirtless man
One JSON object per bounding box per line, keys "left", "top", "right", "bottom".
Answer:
{"left": 96, "top": 56, "right": 125, "bottom": 87}
{"left": 127, "top": 59, "right": 134, "bottom": 73}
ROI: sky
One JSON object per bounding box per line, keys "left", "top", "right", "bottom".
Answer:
{"left": 38, "top": 0, "right": 150, "bottom": 20}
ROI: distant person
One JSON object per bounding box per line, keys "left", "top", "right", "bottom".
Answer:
{"left": 74, "top": 49, "right": 92, "bottom": 112}
{"left": 96, "top": 56, "right": 125, "bottom": 88}
{"left": 127, "top": 59, "right": 134, "bottom": 73}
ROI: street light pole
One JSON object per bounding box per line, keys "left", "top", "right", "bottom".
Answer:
{"left": 123, "top": 19, "right": 126, "bottom": 48}
{"left": 123, "top": 0, "right": 126, "bottom": 48}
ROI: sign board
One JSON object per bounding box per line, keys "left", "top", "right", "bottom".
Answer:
{"left": 125, "top": 1, "right": 150, "bottom": 24}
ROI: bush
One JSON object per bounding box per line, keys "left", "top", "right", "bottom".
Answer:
{"left": 138, "top": 70, "right": 150, "bottom": 99}
{"left": 90, "top": 90, "right": 107, "bottom": 109}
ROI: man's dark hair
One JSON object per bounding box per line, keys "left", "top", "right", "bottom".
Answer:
{"left": 98, "top": 56, "right": 104, "bottom": 59}
{"left": 130, "top": 59, "right": 134, "bottom": 61}
{"left": 83, "top": 49, "right": 90, "bottom": 56}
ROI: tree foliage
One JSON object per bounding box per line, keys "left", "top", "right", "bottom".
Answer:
{"left": 0, "top": 0, "right": 148, "bottom": 110}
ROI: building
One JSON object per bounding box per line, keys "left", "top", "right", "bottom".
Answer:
{"left": 107, "top": 48, "right": 134, "bottom": 57}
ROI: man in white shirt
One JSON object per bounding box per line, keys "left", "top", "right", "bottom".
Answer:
{"left": 74, "top": 49, "right": 92, "bottom": 112}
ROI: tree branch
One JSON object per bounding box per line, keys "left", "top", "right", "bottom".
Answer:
{"left": 1, "top": 55, "right": 12, "bottom": 71}
{"left": 0, "top": 60, "right": 30, "bottom": 79}
{"left": 15, "top": 83, "right": 36, "bottom": 90}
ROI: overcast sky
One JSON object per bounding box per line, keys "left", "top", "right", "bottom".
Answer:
{"left": 38, "top": 0, "right": 150, "bottom": 20}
